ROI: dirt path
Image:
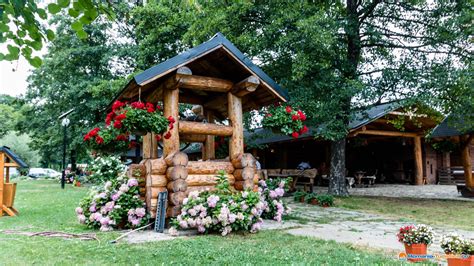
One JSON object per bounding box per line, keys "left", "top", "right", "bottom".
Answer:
{"left": 278, "top": 202, "right": 474, "bottom": 253}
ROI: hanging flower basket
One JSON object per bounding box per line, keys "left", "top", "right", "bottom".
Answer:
{"left": 262, "top": 103, "right": 308, "bottom": 138}
{"left": 83, "top": 126, "right": 130, "bottom": 154}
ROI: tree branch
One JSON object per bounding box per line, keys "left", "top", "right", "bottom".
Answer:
{"left": 358, "top": 0, "right": 382, "bottom": 24}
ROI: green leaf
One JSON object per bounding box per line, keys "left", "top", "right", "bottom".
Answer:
{"left": 17, "top": 30, "right": 26, "bottom": 38}
{"left": 28, "top": 56, "right": 43, "bottom": 68}
{"left": 22, "top": 47, "right": 33, "bottom": 56}
{"left": 46, "top": 29, "right": 55, "bottom": 41}
{"left": 0, "top": 53, "right": 4, "bottom": 60}
{"left": 58, "top": 0, "right": 71, "bottom": 8}
{"left": 7, "top": 44, "right": 20, "bottom": 57}
{"left": 76, "top": 29, "right": 88, "bottom": 39}
{"left": 31, "top": 41, "right": 42, "bottom": 51}
{"left": 84, "top": 9, "right": 98, "bottom": 21}
{"left": 47, "top": 3, "right": 62, "bottom": 14}
{"left": 72, "top": 1, "right": 84, "bottom": 11}
{"left": 37, "top": 8, "right": 47, "bottom": 19}
{"left": 68, "top": 8, "right": 80, "bottom": 18}
{"left": 0, "top": 23, "right": 9, "bottom": 32}
{"left": 79, "top": 15, "right": 92, "bottom": 24}
{"left": 71, "top": 21, "right": 83, "bottom": 32}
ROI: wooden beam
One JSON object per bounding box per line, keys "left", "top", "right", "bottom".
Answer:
{"left": 178, "top": 75, "right": 233, "bottom": 92}
{"left": 163, "top": 87, "right": 180, "bottom": 157}
{"left": 180, "top": 134, "right": 206, "bottom": 143}
{"left": 414, "top": 136, "right": 424, "bottom": 185}
{"left": 3, "top": 163, "right": 19, "bottom": 167}
{"left": 231, "top": 75, "right": 260, "bottom": 97}
{"left": 178, "top": 121, "right": 233, "bottom": 136}
{"left": 354, "top": 129, "right": 420, "bottom": 138}
{"left": 228, "top": 92, "right": 244, "bottom": 160}
{"left": 203, "top": 110, "right": 216, "bottom": 160}
{"left": 147, "top": 67, "right": 192, "bottom": 103}
{"left": 461, "top": 134, "right": 473, "bottom": 189}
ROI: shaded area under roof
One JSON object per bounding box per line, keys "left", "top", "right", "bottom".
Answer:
{"left": 1, "top": 146, "right": 28, "bottom": 168}
{"left": 430, "top": 115, "right": 473, "bottom": 138}
{"left": 110, "top": 33, "right": 289, "bottom": 116}
{"left": 348, "top": 101, "right": 403, "bottom": 130}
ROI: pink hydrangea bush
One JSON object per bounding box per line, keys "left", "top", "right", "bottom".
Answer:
{"left": 258, "top": 178, "right": 291, "bottom": 222}
{"left": 171, "top": 171, "right": 266, "bottom": 236}
{"left": 76, "top": 175, "right": 148, "bottom": 231}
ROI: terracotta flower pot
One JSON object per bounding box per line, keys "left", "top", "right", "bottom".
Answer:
{"left": 447, "top": 255, "right": 474, "bottom": 266}
{"left": 299, "top": 197, "right": 305, "bottom": 203}
{"left": 404, "top": 243, "right": 428, "bottom": 262}
{"left": 309, "top": 199, "right": 318, "bottom": 205}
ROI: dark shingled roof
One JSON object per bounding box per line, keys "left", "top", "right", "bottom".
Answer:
{"left": 246, "top": 101, "right": 404, "bottom": 146}
{"left": 111, "top": 32, "right": 289, "bottom": 109}
{"left": 430, "top": 115, "right": 473, "bottom": 138}
{"left": 0, "top": 146, "right": 28, "bottom": 168}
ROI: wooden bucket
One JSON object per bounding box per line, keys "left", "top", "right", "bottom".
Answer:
{"left": 3, "top": 183, "right": 17, "bottom": 207}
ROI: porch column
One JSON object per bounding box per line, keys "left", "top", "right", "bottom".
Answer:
{"left": 163, "top": 87, "right": 180, "bottom": 157}
{"left": 202, "top": 110, "right": 216, "bottom": 160}
{"left": 227, "top": 92, "right": 243, "bottom": 160}
{"left": 414, "top": 136, "right": 423, "bottom": 185}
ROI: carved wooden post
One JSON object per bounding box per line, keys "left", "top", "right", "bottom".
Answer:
{"left": 414, "top": 136, "right": 424, "bottom": 185}
{"left": 203, "top": 110, "right": 215, "bottom": 160}
{"left": 142, "top": 133, "right": 158, "bottom": 159}
{"left": 227, "top": 92, "right": 243, "bottom": 160}
{"left": 163, "top": 87, "right": 180, "bottom": 157}
{"left": 461, "top": 134, "right": 473, "bottom": 189}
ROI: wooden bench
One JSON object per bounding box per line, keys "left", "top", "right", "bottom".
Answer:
{"left": 264, "top": 168, "right": 317, "bottom": 192}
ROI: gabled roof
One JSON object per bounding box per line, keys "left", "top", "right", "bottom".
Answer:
{"left": 349, "top": 101, "right": 403, "bottom": 130}
{"left": 111, "top": 33, "right": 288, "bottom": 113}
{"left": 430, "top": 114, "right": 473, "bottom": 138}
{"left": 0, "top": 146, "right": 28, "bottom": 168}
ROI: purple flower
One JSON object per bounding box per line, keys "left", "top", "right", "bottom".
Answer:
{"left": 119, "top": 184, "right": 129, "bottom": 192}
{"left": 98, "top": 192, "right": 107, "bottom": 199}
{"left": 77, "top": 214, "right": 86, "bottom": 224}
{"left": 127, "top": 178, "right": 139, "bottom": 187}
{"left": 135, "top": 208, "right": 146, "bottom": 218}
{"left": 131, "top": 218, "right": 140, "bottom": 226}
{"left": 275, "top": 188, "right": 285, "bottom": 197}
{"left": 111, "top": 192, "right": 122, "bottom": 201}
{"left": 100, "top": 216, "right": 111, "bottom": 226}
{"left": 207, "top": 195, "right": 219, "bottom": 208}
{"left": 198, "top": 226, "right": 206, "bottom": 233}
{"left": 279, "top": 181, "right": 286, "bottom": 188}
{"left": 89, "top": 204, "right": 96, "bottom": 213}
{"left": 100, "top": 225, "right": 111, "bottom": 232}
{"left": 269, "top": 190, "right": 278, "bottom": 199}
{"left": 188, "top": 208, "right": 197, "bottom": 216}
{"left": 242, "top": 191, "right": 249, "bottom": 198}
{"left": 178, "top": 220, "right": 188, "bottom": 229}
{"left": 104, "top": 201, "right": 115, "bottom": 212}
{"left": 75, "top": 207, "right": 83, "bottom": 215}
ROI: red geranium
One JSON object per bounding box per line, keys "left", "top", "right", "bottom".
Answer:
{"left": 128, "top": 141, "right": 137, "bottom": 149}
{"left": 130, "top": 102, "right": 145, "bottom": 109}
{"left": 115, "top": 113, "right": 127, "bottom": 121}
{"left": 146, "top": 103, "right": 155, "bottom": 113}
{"left": 285, "top": 106, "right": 292, "bottom": 113}
{"left": 291, "top": 115, "right": 299, "bottom": 121}
{"left": 297, "top": 110, "right": 306, "bottom": 121}
{"left": 112, "top": 100, "right": 125, "bottom": 111}
{"left": 113, "top": 120, "right": 122, "bottom": 129}
{"left": 291, "top": 132, "right": 299, "bottom": 138}
{"left": 299, "top": 125, "right": 309, "bottom": 134}
{"left": 95, "top": 136, "right": 104, "bottom": 144}
{"left": 164, "top": 132, "right": 171, "bottom": 139}
{"left": 116, "top": 134, "right": 127, "bottom": 141}
{"left": 167, "top": 116, "right": 175, "bottom": 124}
{"left": 262, "top": 104, "right": 308, "bottom": 138}
{"left": 155, "top": 134, "right": 162, "bottom": 141}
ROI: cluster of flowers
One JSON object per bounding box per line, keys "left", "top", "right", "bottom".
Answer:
{"left": 257, "top": 178, "right": 290, "bottom": 222}
{"left": 76, "top": 175, "right": 148, "bottom": 231}
{"left": 83, "top": 100, "right": 173, "bottom": 154}
{"left": 441, "top": 233, "right": 474, "bottom": 256}
{"left": 86, "top": 156, "right": 125, "bottom": 184}
{"left": 262, "top": 103, "right": 308, "bottom": 138}
{"left": 171, "top": 172, "right": 290, "bottom": 236}
{"left": 397, "top": 224, "right": 435, "bottom": 246}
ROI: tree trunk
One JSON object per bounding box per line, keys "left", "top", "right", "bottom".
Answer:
{"left": 328, "top": 138, "right": 348, "bottom": 196}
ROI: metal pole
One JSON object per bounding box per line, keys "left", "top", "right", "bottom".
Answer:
{"left": 61, "top": 125, "right": 67, "bottom": 189}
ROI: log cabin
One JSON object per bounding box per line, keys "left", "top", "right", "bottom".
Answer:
{"left": 111, "top": 33, "right": 289, "bottom": 218}
{"left": 0, "top": 146, "right": 27, "bottom": 217}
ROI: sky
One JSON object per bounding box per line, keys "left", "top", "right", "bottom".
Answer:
{"left": 0, "top": 57, "right": 32, "bottom": 97}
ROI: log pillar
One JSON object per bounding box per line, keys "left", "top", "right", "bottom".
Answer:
{"left": 227, "top": 92, "right": 243, "bottom": 160}
{"left": 142, "top": 133, "right": 158, "bottom": 159}
{"left": 203, "top": 110, "right": 215, "bottom": 160}
{"left": 414, "top": 136, "right": 424, "bottom": 185}
{"left": 461, "top": 134, "right": 473, "bottom": 189}
{"left": 442, "top": 151, "right": 451, "bottom": 168}
{"left": 163, "top": 87, "right": 180, "bottom": 157}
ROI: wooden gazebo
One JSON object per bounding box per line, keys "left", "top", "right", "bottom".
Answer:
{"left": 0, "top": 146, "right": 27, "bottom": 217}
{"left": 115, "top": 33, "right": 289, "bottom": 217}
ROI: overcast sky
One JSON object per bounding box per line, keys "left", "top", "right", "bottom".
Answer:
{"left": 0, "top": 57, "right": 32, "bottom": 97}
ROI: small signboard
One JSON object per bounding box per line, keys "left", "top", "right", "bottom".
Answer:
{"left": 154, "top": 191, "right": 168, "bottom": 233}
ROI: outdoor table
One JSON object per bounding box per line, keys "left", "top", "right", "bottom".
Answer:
{"left": 354, "top": 171, "right": 366, "bottom": 185}
{"left": 267, "top": 173, "right": 314, "bottom": 193}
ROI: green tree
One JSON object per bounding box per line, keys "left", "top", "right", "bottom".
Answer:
{"left": 18, "top": 16, "right": 130, "bottom": 169}
{"left": 0, "top": 0, "right": 116, "bottom": 67}
{"left": 0, "top": 131, "right": 40, "bottom": 167}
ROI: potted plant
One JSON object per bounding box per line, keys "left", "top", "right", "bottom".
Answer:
{"left": 317, "top": 194, "right": 334, "bottom": 207}
{"left": 441, "top": 234, "right": 474, "bottom": 266}
{"left": 397, "top": 224, "right": 435, "bottom": 262}
{"left": 262, "top": 103, "right": 308, "bottom": 138}
{"left": 293, "top": 191, "right": 307, "bottom": 203}
{"left": 83, "top": 126, "right": 130, "bottom": 154}
{"left": 304, "top": 193, "right": 318, "bottom": 205}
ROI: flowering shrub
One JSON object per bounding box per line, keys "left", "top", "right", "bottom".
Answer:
{"left": 86, "top": 156, "right": 125, "bottom": 184}
{"left": 441, "top": 233, "right": 467, "bottom": 254}
{"left": 172, "top": 171, "right": 267, "bottom": 236}
{"left": 316, "top": 194, "right": 334, "bottom": 207}
{"left": 258, "top": 178, "right": 291, "bottom": 222}
{"left": 397, "top": 224, "right": 435, "bottom": 246}
{"left": 262, "top": 103, "right": 308, "bottom": 138}
{"left": 76, "top": 175, "right": 148, "bottom": 231}
{"left": 109, "top": 100, "right": 172, "bottom": 137}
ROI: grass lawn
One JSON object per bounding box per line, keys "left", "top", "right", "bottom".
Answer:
{"left": 337, "top": 196, "right": 474, "bottom": 231}
{"left": 0, "top": 180, "right": 405, "bottom": 265}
